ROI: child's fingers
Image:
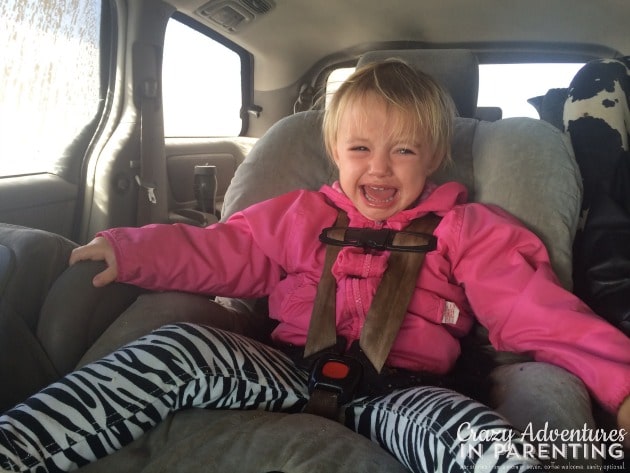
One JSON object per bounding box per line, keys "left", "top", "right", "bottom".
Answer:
{"left": 69, "top": 237, "right": 110, "bottom": 265}
{"left": 68, "top": 237, "right": 119, "bottom": 286}
{"left": 92, "top": 266, "right": 117, "bottom": 287}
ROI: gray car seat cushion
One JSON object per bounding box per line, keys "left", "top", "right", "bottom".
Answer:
{"left": 76, "top": 290, "right": 275, "bottom": 368}
{"left": 222, "top": 111, "right": 337, "bottom": 219}
{"left": 0, "top": 224, "right": 78, "bottom": 411}
{"left": 0, "top": 223, "right": 76, "bottom": 328}
{"left": 472, "top": 118, "right": 581, "bottom": 290}
{"left": 77, "top": 410, "right": 408, "bottom": 473}
{"left": 37, "top": 260, "right": 145, "bottom": 375}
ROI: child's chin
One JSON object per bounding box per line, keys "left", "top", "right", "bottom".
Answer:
{"left": 360, "top": 206, "right": 397, "bottom": 221}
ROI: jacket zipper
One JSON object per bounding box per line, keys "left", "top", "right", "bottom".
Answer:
{"left": 347, "top": 219, "right": 385, "bottom": 340}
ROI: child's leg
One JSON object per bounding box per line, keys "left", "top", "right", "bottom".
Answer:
{"left": 344, "top": 386, "right": 541, "bottom": 473}
{"left": 0, "top": 323, "right": 308, "bottom": 472}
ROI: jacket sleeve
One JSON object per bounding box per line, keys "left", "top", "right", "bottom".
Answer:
{"left": 445, "top": 203, "right": 630, "bottom": 412}
{"left": 99, "top": 191, "right": 305, "bottom": 298}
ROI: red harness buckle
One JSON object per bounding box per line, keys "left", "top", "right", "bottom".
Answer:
{"left": 307, "top": 354, "right": 363, "bottom": 406}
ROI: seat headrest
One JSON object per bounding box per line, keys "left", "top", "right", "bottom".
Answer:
{"left": 357, "top": 49, "right": 479, "bottom": 119}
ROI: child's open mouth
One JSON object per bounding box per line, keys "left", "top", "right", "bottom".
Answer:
{"left": 362, "top": 185, "right": 398, "bottom": 206}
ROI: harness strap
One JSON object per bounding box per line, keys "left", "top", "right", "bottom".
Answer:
{"left": 303, "top": 210, "right": 348, "bottom": 358}
{"left": 303, "top": 210, "right": 441, "bottom": 419}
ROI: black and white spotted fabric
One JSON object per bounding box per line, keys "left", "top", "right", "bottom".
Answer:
{"left": 564, "top": 57, "right": 630, "bottom": 210}
{"left": 563, "top": 57, "right": 630, "bottom": 335}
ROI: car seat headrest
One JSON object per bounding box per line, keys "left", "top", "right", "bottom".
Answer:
{"left": 357, "top": 49, "right": 479, "bottom": 119}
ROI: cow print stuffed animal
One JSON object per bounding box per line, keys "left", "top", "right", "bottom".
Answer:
{"left": 564, "top": 58, "right": 630, "bottom": 211}
{"left": 563, "top": 57, "right": 630, "bottom": 336}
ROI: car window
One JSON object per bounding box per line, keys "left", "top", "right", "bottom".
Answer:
{"left": 162, "top": 17, "right": 243, "bottom": 137}
{"left": 326, "top": 67, "right": 355, "bottom": 108}
{"left": 326, "top": 63, "right": 584, "bottom": 119}
{"left": 477, "top": 63, "right": 584, "bottom": 118}
{"left": 0, "top": 0, "right": 102, "bottom": 177}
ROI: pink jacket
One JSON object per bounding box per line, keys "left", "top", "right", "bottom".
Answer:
{"left": 101, "top": 181, "right": 630, "bottom": 412}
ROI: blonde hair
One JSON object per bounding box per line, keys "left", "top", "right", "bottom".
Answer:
{"left": 323, "top": 59, "right": 457, "bottom": 170}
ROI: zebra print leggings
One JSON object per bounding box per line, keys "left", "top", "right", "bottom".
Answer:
{"left": 0, "top": 323, "right": 541, "bottom": 472}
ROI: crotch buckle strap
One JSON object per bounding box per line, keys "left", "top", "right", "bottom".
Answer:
{"left": 304, "top": 353, "right": 363, "bottom": 420}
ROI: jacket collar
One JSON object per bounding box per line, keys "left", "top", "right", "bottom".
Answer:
{"left": 319, "top": 180, "right": 468, "bottom": 228}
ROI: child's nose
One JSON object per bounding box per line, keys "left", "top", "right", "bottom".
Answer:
{"left": 368, "top": 151, "right": 392, "bottom": 176}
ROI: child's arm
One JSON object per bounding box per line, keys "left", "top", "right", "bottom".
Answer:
{"left": 445, "top": 203, "right": 630, "bottom": 414}
{"left": 65, "top": 190, "right": 325, "bottom": 298}
{"left": 85, "top": 219, "right": 284, "bottom": 297}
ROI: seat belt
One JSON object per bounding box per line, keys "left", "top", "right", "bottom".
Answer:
{"left": 133, "top": 42, "right": 169, "bottom": 226}
{"left": 303, "top": 210, "right": 442, "bottom": 418}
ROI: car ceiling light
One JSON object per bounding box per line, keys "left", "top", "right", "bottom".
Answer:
{"left": 196, "top": 0, "right": 276, "bottom": 33}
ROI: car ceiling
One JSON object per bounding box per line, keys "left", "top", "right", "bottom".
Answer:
{"left": 167, "top": 0, "right": 628, "bottom": 91}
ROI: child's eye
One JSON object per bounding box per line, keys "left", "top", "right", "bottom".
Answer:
{"left": 350, "top": 146, "right": 368, "bottom": 152}
{"left": 396, "top": 148, "right": 416, "bottom": 155}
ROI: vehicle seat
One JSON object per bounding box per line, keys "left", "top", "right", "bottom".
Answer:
{"left": 0, "top": 224, "right": 76, "bottom": 410}
{"left": 0, "top": 225, "right": 144, "bottom": 411}
{"left": 475, "top": 106, "right": 503, "bottom": 121}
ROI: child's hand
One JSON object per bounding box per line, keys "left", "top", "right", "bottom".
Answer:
{"left": 617, "top": 395, "right": 630, "bottom": 449}
{"left": 69, "top": 236, "right": 118, "bottom": 287}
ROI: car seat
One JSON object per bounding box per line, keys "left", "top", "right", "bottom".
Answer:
{"left": 0, "top": 224, "right": 78, "bottom": 410}
{"left": 1, "top": 49, "right": 588, "bottom": 472}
